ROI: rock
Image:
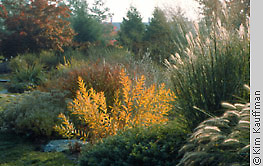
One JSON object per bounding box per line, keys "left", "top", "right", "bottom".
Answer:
{"left": 0, "top": 89, "right": 8, "bottom": 94}
{"left": 0, "top": 62, "right": 11, "bottom": 74}
{"left": 0, "top": 79, "right": 10, "bottom": 82}
{"left": 43, "top": 139, "right": 86, "bottom": 152}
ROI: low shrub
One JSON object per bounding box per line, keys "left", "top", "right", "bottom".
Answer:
{"left": 9, "top": 51, "right": 60, "bottom": 71}
{"left": 54, "top": 69, "right": 175, "bottom": 143}
{"left": 57, "top": 48, "right": 169, "bottom": 88}
{"left": 85, "top": 46, "right": 131, "bottom": 64}
{"left": 177, "top": 85, "right": 250, "bottom": 166}
{"left": 8, "top": 56, "right": 45, "bottom": 93}
{"left": 0, "top": 90, "right": 68, "bottom": 138}
{"left": 0, "top": 94, "right": 16, "bottom": 113}
{"left": 38, "top": 51, "right": 61, "bottom": 70}
{"left": 39, "top": 61, "right": 122, "bottom": 108}
{"left": 79, "top": 120, "right": 190, "bottom": 166}
{"left": 6, "top": 51, "right": 61, "bottom": 93}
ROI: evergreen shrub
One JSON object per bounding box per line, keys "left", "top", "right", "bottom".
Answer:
{"left": 79, "top": 120, "right": 189, "bottom": 166}
{"left": 0, "top": 90, "right": 68, "bottom": 138}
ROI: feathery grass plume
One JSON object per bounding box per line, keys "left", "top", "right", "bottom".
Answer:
{"left": 55, "top": 69, "right": 175, "bottom": 143}
{"left": 167, "top": 16, "right": 250, "bottom": 130}
{"left": 177, "top": 86, "right": 250, "bottom": 166}
{"left": 221, "top": 102, "right": 236, "bottom": 110}
{"left": 243, "top": 84, "right": 250, "bottom": 92}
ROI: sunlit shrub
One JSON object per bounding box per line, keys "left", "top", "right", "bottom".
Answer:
{"left": 54, "top": 69, "right": 175, "bottom": 143}
{"left": 0, "top": 90, "right": 68, "bottom": 138}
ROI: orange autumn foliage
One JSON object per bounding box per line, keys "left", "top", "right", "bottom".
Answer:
{"left": 0, "top": 0, "right": 74, "bottom": 57}
{"left": 54, "top": 69, "right": 175, "bottom": 143}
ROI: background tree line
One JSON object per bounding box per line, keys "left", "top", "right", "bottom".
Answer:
{"left": 117, "top": 0, "right": 249, "bottom": 65}
{"left": 0, "top": 0, "right": 250, "bottom": 65}
{"left": 0, "top": 0, "right": 115, "bottom": 58}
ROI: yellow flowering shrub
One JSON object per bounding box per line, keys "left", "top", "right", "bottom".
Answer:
{"left": 54, "top": 69, "right": 175, "bottom": 142}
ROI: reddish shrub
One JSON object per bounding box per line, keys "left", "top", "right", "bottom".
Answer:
{"left": 39, "top": 62, "right": 122, "bottom": 108}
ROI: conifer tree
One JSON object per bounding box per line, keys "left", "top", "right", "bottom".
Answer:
{"left": 118, "top": 6, "right": 145, "bottom": 57}
{"left": 68, "top": 0, "right": 114, "bottom": 45}
{"left": 144, "top": 8, "right": 174, "bottom": 64}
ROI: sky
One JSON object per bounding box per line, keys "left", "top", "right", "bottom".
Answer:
{"left": 86, "top": 0, "right": 201, "bottom": 22}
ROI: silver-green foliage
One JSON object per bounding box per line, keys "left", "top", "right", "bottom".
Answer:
{"left": 0, "top": 90, "right": 68, "bottom": 138}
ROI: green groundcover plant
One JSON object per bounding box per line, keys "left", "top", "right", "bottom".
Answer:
{"left": 79, "top": 120, "right": 190, "bottom": 166}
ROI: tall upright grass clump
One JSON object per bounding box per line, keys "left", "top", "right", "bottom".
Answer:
{"left": 166, "top": 17, "right": 250, "bottom": 130}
